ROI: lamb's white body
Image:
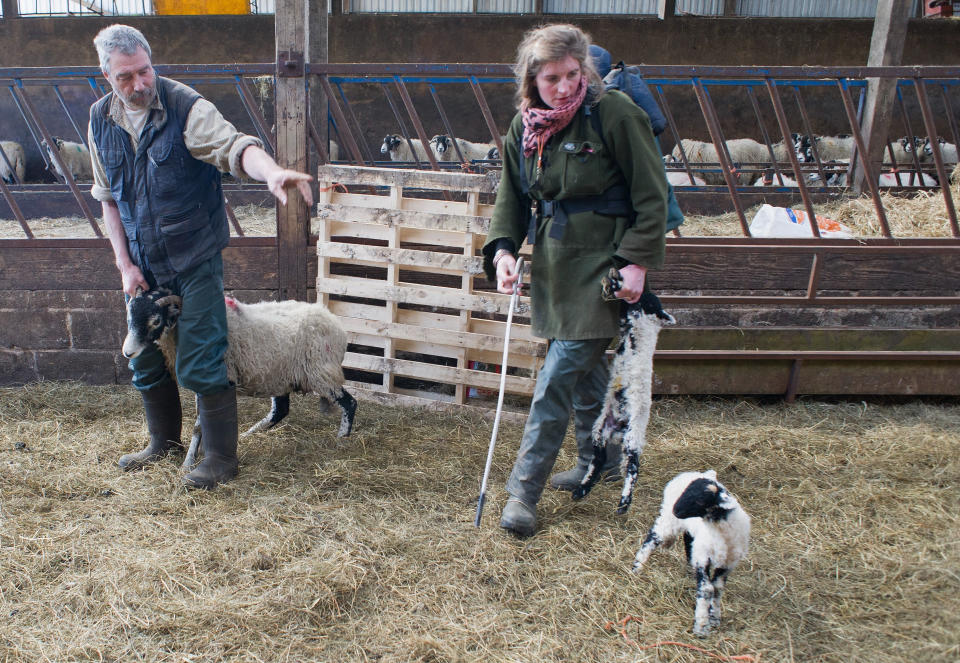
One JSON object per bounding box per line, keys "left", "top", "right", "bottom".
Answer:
{"left": 670, "top": 138, "right": 767, "bottom": 184}
{"left": 380, "top": 134, "right": 430, "bottom": 163}
{"left": 0, "top": 140, "right": 25, "bottom": 184}
{"left": 572, "top": 281, "right": 674, "bottom": 513}
{"left": 45, "top": 138, "right": 92, "bottom": 182}
{"left": 634, "top": 470, "right": 751, "bottom": 637}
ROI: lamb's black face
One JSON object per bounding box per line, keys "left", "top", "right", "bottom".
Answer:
{"left": 122, "top": 288, "right": 180, "bottom": 358}
{"left": 673, "top": 478, "right": 726, "bottom": 520}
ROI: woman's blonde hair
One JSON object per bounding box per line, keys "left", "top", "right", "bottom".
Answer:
{"left": 513, "top": 23, "right": 604, "bottom": 110}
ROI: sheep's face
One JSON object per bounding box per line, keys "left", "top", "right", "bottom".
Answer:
{"left": 793, "top": 134, "right": 813, "bottom": 163}
{"left": 122, "top": 288, "right": 182, "bottom": 358}
{"left": 433, "top": 135, "right": 452, "bottom": 155}
{"left": 673, "top": 478, "right": 729, "bottom": 521}
{"left": 381, "top": 135, "right": 401, "bottom": 155}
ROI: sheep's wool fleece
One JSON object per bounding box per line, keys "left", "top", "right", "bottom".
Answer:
{"left": 658, "top": 470, "right": 750, "bottom": 571}
{"left": 224, "top": 299, "right": 347, "bottom": 398}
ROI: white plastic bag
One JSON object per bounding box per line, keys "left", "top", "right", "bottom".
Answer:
{"left": 749, "top": 204, "right": 852, "bottom": 238}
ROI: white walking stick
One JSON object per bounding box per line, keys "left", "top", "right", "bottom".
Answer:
{"left": 475, "top": 257, "right": 524, "bottom": 528}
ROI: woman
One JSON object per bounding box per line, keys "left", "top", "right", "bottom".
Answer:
{"left": 483, "top": 24, "right": 667, "bottom": 537}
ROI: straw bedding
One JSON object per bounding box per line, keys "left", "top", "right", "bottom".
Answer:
{"left": 1, "top": 382, "right": 957, "bottom": 662}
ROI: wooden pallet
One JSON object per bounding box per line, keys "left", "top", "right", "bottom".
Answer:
{"left": 316, "top": 164, "right": 545, "bottom": 412}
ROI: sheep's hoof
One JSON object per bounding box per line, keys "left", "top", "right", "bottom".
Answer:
{"left": 616, "top": 497, "right": 633, "bottom": 515}
{"left": 692, "top": 624, "right": 712, "bottom": 638}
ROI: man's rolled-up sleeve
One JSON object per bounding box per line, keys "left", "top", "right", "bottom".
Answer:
{"left": 184, "top": 98, "right": 263, "bottom": 179}
{"left": 87, "top": 123, "right": 114, "bottom": 203}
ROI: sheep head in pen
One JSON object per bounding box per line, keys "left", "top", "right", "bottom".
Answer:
{"left": 572, "top": 268, "right": 675, "bottom": 514}
{"left": 122, "top": 288, "right": 357, "bottom": 470}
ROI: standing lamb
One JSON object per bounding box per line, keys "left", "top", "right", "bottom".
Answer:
{"left": 0, "top": 140, "right": 26, "bottom": 184}
{"left": 380, "top": 134, "right": 431, "bottom": 163}
{"left": 571, "top": 270, "right": 675, "bottom": 513}
{"left": 44, "top": 137, "right": 93, "bottom": 182}
{"left": 632, "top": 470, "right": 751, "bottom": 637}
{"left": 122, "top": 288, "right": 357, "bottom": 469}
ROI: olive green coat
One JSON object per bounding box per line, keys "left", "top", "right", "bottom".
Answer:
{"left": 483, "top": 90, "right": 667, "bottom": 340}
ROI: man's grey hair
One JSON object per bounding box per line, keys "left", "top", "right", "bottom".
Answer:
{"left": 94, "top": 24, "right": 152, "bottom": 75}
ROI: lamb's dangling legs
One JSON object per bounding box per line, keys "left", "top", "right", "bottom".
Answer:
{"left": 182, "top": 394, "right": 203, "bottom": 470}
{"left": 571, "top": 383, "right": 627, "bottom": 501}
{"left": 617, "top": 447, "right": 641, "bottom": 514}
{"left": 335, "top": 389, "right": 357, "bottom": 437}
{"left": 242, "top": 395, "right": 290, "bottom": 436}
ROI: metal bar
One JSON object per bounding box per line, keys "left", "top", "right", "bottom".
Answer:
{"left": 9, "top": 85, "right": 52, "bottom": 173}
{"left": 0, "top": 175, "right": 32, "bottom": 238}
{"left": 334, "top": 81, "right": 375, "bottom": 163}
{"left": 805, "top": 252, "right": 822, "bottom": 300}
{"left": 12, "top": 82, "right": 101, "bottom": 237}
{"left": 428, "top": 83, "right": 467, "bottom": 165}
{"left": 379, "top": 81, "right": 421, "bottom": 166}
{"left": 940, "top": 83, "right": 960, "bottom": 151}
{"left": 784, "top": 359, "right": 802, "bottom": 403}
{"left": 691, "top": 78, "right": 749, "bottom": 235}
{"left": 914, "top": 77, "right": 960, "bottom": 237}
{"left": 235, "top": 75, "right": 276, "bottom": 155}
{"left": 308, "top": 116, "right": 330, "bottom": 163}
{"left": 837, "top": 77, "right": 892, "bottom": 237}
{"left": 468, "top": 76, "right": 504, "bottom": 163}
{"left": 894, "top": 87, "right": 925, "bottom": 181}
{"left": 393, "top": 76, "right": 441, "bottom": 171}
{"left": 745, "top": 85, "right": 785, "bottom": 185}
{"left": 85, "top": 76, "right": 104, "bottom": 101}
{"left": 52, "top": 85, "right": 87, "bottom": 147}
{"left": 318, "top": 75, "right": 365, "bottom": 165}
{"left": 223, "top": 196, "right": 244, "bottom": 237}
{"left": 656, "top": 84, "right": 699, "bottom": 184}
{"left": 791, "top": 86, "right": 828, "bottom": 185}
{"left": 764, "top": 79, "right": 821, "bottom": 237}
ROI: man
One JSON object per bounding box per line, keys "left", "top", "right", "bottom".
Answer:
{"left": 89, "top": 24, "right": 313, "bottom": 489}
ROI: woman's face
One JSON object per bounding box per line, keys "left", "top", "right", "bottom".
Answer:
{"left": 533, "top": 55, "right": 582, "bottom": 109}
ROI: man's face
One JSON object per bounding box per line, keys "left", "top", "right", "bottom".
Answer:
{"left": 104, "top": 47, "right": 156, "bottom": 109}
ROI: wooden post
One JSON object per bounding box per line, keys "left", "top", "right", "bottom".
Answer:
{"left": 657, "top": 0, "right": 676, "bottom": 20}
{"left": 275, "top": 0, "right": 310, "bottom": 301}
{"left": 309, "top": 0, "right": 329, "bottom": 179}
{"left": 851, "top": 0, "right": 912, "bottom": 195}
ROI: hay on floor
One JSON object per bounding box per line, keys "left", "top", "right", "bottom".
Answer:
{"left": 1, "top": 382, "right": 957, "bottom": 662}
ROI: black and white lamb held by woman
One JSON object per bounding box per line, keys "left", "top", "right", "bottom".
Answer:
{"left": 572, "top": 270, "right": 675, "bottom": 513}
{"left": 122, "top": 288, "right": 357, "bottom": 469}
{"left": 633, "top": 470, "right": 751, "bottom": 638}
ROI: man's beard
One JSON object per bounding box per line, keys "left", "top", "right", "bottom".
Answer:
{"left": 119, "top": 85, "right": 156, "bottom": 109}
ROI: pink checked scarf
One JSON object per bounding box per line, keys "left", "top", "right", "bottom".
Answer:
{"left": 520, "top": 76, "right": 588, "bottom": 158}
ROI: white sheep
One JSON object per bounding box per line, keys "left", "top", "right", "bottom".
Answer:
{"left": 380, "top": 134, "right": 430, "bottom": 163}
{"left": 0, "top": 140, "right": 26, "bottom": 184}
{"left": 670, "top": 138, "right": 767, "bottom": 185}
{"left": 572, "top": 272, "right": 675, "bottom": 514}
{"left": 122, "top": 288, "right": 357, "bottom": 469}
{"left": 429, "top": 134, "right": 498, "bottom": 163}
{"left": 633, "top": 470, "right": 751, "bottom": 638}
{"left": 44, "top": 137, "right": 93, "bottom": 182}
{"left": 922, "top": 137, "right": 958, "bottom": 166}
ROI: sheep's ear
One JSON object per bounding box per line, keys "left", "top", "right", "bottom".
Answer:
{"left": 704, "top": 469, "right": 717, "bottom": 480}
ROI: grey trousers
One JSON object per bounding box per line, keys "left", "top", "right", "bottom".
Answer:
{"left": 506, "top": 337, "right": 612, "bottom": 505}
